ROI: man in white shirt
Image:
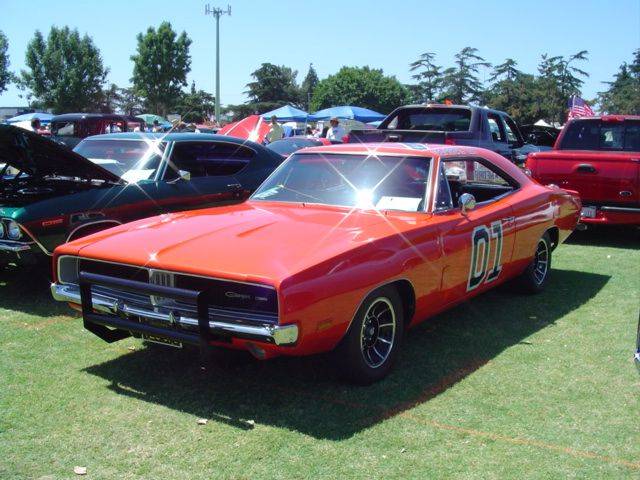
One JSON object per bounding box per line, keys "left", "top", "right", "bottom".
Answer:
{"left": 266, "top": 116, "right": 284, "bottom": 143}
{"left": 326, "top": 117, "right": 347, "bottom": 142}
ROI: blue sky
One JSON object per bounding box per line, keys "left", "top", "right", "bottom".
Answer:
{"left": 1, "top": 0, "right": 639, "bottom": 108}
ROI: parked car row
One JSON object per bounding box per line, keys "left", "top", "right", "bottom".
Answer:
{"left": 2, "top": 104, "right": 637, "bottom": 384}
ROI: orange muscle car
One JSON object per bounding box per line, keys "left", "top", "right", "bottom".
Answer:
{"left": 51, "top": 143, "right": 580, "bottom": 383}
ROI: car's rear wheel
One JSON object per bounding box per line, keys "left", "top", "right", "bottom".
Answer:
{"left": 335, "top": 286, "right": 404, "bottom": 384}
{"left": 515, "top": 232, "right": 552, "bottom": 294}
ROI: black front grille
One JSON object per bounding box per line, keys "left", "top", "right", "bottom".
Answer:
{"left": 80, "top": 259, "right": 278, "bottom": 324}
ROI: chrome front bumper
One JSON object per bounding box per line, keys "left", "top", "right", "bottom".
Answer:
{"left": 51, "top": 282, "right": 298, "bottom": 346}
{"left": 0, "top": 241, "right": 35, "bottom": 253}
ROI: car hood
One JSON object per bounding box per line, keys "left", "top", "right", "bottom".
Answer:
{"left": 72, "top": 201, "right": 421, "bottom": 286}
{"left": 0, "top": 124, "right": 121, "bottom": 183}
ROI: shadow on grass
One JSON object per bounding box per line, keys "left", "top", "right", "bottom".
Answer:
{"left": 0, "top": 265, "right": 71, "bottom": 317}
{"left": 84, "top": 268, "right": 609, "bottom": 440}
{"left": 566, "top": 225, "right": 640, "bottom": 249}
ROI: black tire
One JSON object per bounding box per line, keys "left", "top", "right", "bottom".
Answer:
{"left": 515, "top": 232, "right": 552, "bottom": 294}
{"left": 334, "top": 286, "right": 405, "bottom": 385}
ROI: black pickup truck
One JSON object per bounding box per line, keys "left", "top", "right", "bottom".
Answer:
{"left": 350, "top": 104, "right": 537, "bottom": 163}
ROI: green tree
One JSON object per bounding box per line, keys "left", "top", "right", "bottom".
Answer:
{"left": 245, "top": 63, "right": 300, "bottom": 106}
{"left": 483, "top": 72, "right": 540, "bottom": 124}
{"left": 534, "top": 51, "right": 589, "bottom": 124}
{"left": 0, "top": 30, "right": 11, "bottom": 95}
{"left": 310, "top": 66, "right": 409, "bottom": 114}
{"left": 97, "top": 83, "right": 120, "bottom": 114}
{"left": 131, "top": 22, "right": 192, "bottom": 116}
{"left": 598, "top": 49, "right": 640, "bottom": 114}
{"left": 20, "top": 27, "right": 108, "bottom": 112}
{"left": 174, "top": 81, "right": 216, "bottom": 123}
{"left": 409, "top": 52, "right": 443, "bottom": 103}
{"left": 114, "top": 87, "right": 145, "bottom": 116}
{"left": 440, "top": 47, "right": 490, "bottom": 104}
{"left": 300, "top": 63, "right": 319, "bottom": 110}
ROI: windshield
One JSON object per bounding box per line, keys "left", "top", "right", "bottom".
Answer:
{"left": 267, "top": 138, "right": 321, "bottom": 156}
{"left": 559, "top": 119, "right": 640, "bottom": 151}
{"left": 74, "top": 139, "right": 165, "bottom": 182}
{"left": 252, "top": 153, "right": 431, "bottom": 212}
{"left": 383, "top": 107, "right": 472, "bottom": 131}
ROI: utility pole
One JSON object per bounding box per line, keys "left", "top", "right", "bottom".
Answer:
{"left": 204, "top": 4, "right": 231, "bottom": 124}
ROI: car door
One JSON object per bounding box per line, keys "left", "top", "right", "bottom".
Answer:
{"left": 486, "top": 112, "right": 511, "bottom": 158}
{"left": 435, "top": 155, "right": 518, "bottom": 304}
{"left": 155, "top": 140, "right": 253, "bottom": 212}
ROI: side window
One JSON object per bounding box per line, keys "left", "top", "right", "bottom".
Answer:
{"left": 600, "top": 123, "right": 625, "bottom": 150}
{"left": 443, "top": 157, "right": 516, "bottom": 206}
{"left": 502, "top": 116, "right": 520, "bottom": 144}
{"left": 52, "top": 122, "right": 76, "bottom": 136}
{"left": 434, "top": 163, "right": 453, "bottom": 211}
{"left": 624, "top": 121, "right": 640, "bottom": 151}
{"left": 166, "top": 142, "right": 254, "bottom": 179}
{"left": 487, "top": 113, "right": 506, "bottom": 143}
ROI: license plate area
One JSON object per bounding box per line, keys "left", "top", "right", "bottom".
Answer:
{"left": 581, "top": 206, "right": 597, "bottom": 218}
{"left": 141, "top": 333, "right": 183, "bottom": 348}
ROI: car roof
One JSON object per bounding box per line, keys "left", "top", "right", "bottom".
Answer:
{"left": 51, "top": 113, "right": 130, "bottom": 121}
{"left": 392, "top": 103, "right": 510, "bottom": 117}
{"left": 296, "top": 142, "right": 478, "bottom": 157}
{"left": 81, "top": 132, "right": 260, "bottom": 144}
{"left": 568, "top": 115, "right": 640, "bottom": 121}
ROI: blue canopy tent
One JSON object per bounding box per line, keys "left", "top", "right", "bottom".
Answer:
{"left": 309, "top": 106, "right": 385, "bottom": 123}
{"left": 6, "top": 112, "right": 54, "bottom": 125}
{"left": 260, "top": 105, "right": 309, "bottom": 122}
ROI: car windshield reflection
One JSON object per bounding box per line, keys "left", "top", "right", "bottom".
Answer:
{"left": 74, "top": 139, "right": 165, "bottom": 183}
{"left": 252, "top": 153, "right": 431, "bottom": 212}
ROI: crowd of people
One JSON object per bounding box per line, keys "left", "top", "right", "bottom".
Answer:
{"left": 266, "top": 115, "right": 348, "bottom": 143}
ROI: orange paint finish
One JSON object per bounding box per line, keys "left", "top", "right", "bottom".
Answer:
{"left": 53, "top": 144, "right": 580, "bottom": 357}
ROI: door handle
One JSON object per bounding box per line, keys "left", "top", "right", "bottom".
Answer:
{"left": 575, "top": 163, "right": 596, "bottom": 173}
{"left": 227, "top": 183, "right": 242, "bottom": 189}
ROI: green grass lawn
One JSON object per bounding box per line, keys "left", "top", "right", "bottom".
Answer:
{"left": 1, "top": 228, "right": 639, "bottom": 479}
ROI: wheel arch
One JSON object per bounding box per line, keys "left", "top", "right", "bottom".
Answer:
{"left": 66, "top": 220, "right": 122, "bottom": 242}
{"left": 545, "top": 226, "right": 559, "bottom": 251}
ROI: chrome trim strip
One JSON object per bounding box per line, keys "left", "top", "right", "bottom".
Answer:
{"left": 50, "top": 283, "right": 296, "bottom": 346}
{"left": 600, "top": 206, "right": 640, "bottom": 213}
{"left": 0, "top": 241, "right": 34, "bottom": 252}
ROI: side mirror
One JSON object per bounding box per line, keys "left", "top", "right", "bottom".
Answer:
{"left": 459, "top": 193, "right": 476, "bottom": 214}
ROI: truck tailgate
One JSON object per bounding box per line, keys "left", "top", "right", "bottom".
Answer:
{"left": 528, "top": 151, "right": 640, "bottom": 205}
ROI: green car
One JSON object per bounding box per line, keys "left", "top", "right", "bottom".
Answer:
{"left": 0, "top": 125, "right": 283, "bottom": 270}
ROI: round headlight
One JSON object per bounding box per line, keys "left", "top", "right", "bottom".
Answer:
{"left": 7, "top": 221, "right": 22, "bottom": 240}
{"left": 0, "top": 222, "right": 5, "bottom": 238}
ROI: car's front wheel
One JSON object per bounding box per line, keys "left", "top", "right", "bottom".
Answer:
{"left": 335, "top": 286, "right": 404, "bottom": 384}
{"left": 515, "top": 232, "right": 552, "bottom": 293}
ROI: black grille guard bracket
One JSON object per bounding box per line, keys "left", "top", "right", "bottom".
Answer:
{"left": 79, "top": 271, "right": 212, "bottom": 353}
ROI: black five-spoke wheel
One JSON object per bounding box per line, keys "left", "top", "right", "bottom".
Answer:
{"left": 515, "top": 231, "right": 553, "bottom": 293}
{"left": 336, "top": 286, "right": 405, "bottom": 384}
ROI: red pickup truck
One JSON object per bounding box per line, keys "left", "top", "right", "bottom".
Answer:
{"left": 526, "top": 115, "right": 640, "bottom": 226}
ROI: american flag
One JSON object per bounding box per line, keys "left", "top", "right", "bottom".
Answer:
{"left": 567, "top": 95, "right": 595, "bottom": 119}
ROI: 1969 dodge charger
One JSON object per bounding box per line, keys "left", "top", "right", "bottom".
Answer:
{"left": 51, "top": 143, "right": 581, "bottom": 383}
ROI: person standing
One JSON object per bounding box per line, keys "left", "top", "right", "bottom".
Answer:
{"left": 30, "top": 118, "right": 42, "bottom": 132}
{"left": 326, "top": 117, "right": 347, "bottom": 142}
{"left": 266, "top": 116, "right": 284, "bottom": 143}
